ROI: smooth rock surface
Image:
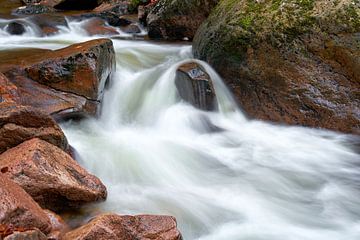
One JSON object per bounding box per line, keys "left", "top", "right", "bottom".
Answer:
{"left": 0, "top": 138, "right": 107, "bottom": 212}
{"left": 63, "top": 214, "right": 182, "bottom": 240}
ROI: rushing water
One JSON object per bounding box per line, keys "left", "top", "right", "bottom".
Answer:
{"left": 1, "top": 17, "right": 360, "bottom": 240}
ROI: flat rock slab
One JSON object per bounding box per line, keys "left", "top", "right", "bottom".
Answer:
{"left": 0, "top": 138, "right": 107, "bottom": 212}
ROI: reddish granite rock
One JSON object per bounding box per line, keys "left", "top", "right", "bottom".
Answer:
{"left": 3, "top": 229, "right": 47, "bottom": 240}
{"left": 0, "top": 138, "right": 107, "bottom": 212}
{"left": 0, "top": 175, "right": 51, "bottom": 235}
{"left": 63, "top": 214, "right": 182, "bottom": 240}
{"left": 0, "top": 73, "right": 19, "bottom": 103}
{"left": 0, "top": 103, "right": 68, "bottom": 154}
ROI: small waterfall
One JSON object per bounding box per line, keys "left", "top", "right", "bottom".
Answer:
{"left": 1, "top": 17, "right": 359, "bottom": 240}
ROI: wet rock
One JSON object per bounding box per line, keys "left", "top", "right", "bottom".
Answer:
{"left": 28, "top": 14, "right": 68, "bottom": 36}
{"left": 5, "top": 22, "right": 26, "bottom": 35}
{"left": 175, "top": 62, "right": 216, "bottom": 111}
{"left": 0, "top": 73, "right": 19, "bottom": 103}
{"left": 83, "top": 18, "right": 119, "bottom": 36}
{"left": 25, "top": 39, "right": 115, "bottom": 101}
{"left": 0, "top": 138, "right": 107, "bottom": 212}
{"left": 121, "top": 23, "right": 141, "bottom": 34}
{"left": 14, "top": 5, "right": 56, "bottom": 15}
{"left": 63, "top": 214, "right": 182, "bottom": 240}
{"left": 147, "top": 0, "right": 219, "bottom": 40}
{"left": 4, "top": 229, "right": 47, "bottom": 240}
{"left": 193, "top": 0, "right": 360, "bottom": 134}
{"left": 44, "top": 210, "right": 69, "bottom": 239}
{"left": 74, "top": 12, "right": 132, "bottom": 27}
{"left": 0, "top": 175, "right": 51, "bottom": 235}
{"left": 0, "top": 103, "right": 68, "bottom": 154}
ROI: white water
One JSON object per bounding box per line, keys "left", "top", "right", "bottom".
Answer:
{"left": 1, "top": 18, "right": 360, "bottom": 240}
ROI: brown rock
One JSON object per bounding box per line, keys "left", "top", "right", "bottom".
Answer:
{"left": 0, "top": 138, "right": 107, "bottom": 212}
{"left": 63, "top": 214, "right": 182, "bottom": 240}
{"left": 44, "top": 210, "right": 69, "bottom": 240}
{"left": 175, "top": 62, "right": 216, "bottom": 111}
{"left": 0, "top": 73, "right": 19, "bottom": 103}
{"left": 121, "top": 23, "right": 141, "bottom": 34}
{"left": 4, "top": 229, "right": 47, "bottom": 240}
{"left": 0, "top": 103, "right": 68, "bottom": 154}
{"left": 0, "top": 175, "right": 51, "bottom": 235}
{"left": 83, "top": 18, "right": 119, "bottom": 36}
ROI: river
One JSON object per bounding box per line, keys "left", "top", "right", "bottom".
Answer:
{"left": 1, "top": 17, "right": 360, "bottom": 240}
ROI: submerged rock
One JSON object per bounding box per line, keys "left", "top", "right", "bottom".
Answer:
{"left": 175, "top": 62, "right": 216, "bottom": 111}
{"left": 147, "top": 0, "right": 219, "bottom": 40}
{"left": 5, "top": 22, "right": 26, "bottom": 35}
{"left": 63, "top": 214, "right": 182, "bottom": 240}
{"left": 0, "top": 103, "right": 68, "bottom": 154}
{"left": 0, "top": 175, "right": 52, "bottom": 235}
{"left": 193, "top": 0, "right": 360, "bottom": 134}
{"left": 0, "top": 138, "right": 107, "bottom": 212}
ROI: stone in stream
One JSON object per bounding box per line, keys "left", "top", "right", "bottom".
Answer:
{"left": 147, "top": 0, "right": 219, "bottom": 40}
{"left": 0, "top": 138, "right": 107, "bottom": 212}
{"left": 83, "top": 18, "right": 119, "bottom": 36}
{"left": 5, "top": 22, "right": 26, "bottom": 35}
{"left": 63, "top": 214, "right": 182, "bottom": 240}
{"left": 0, "top": 102, "right": 68, "bottom": 154}
{"left": 0, "top": 39, "right": 115, "bottom": 120}
{"left": 0, "top": 174, "right": 52, "bottom": 235}
{"left": 193, "top": 0, "right": 360, "bottom": 134}
{"left": 14, "top": 5, "right": 56, "bottom": 15}
{"left": 175, "top": 62, "right": 216, "bottom": 111}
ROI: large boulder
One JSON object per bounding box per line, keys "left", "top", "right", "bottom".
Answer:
{"left": 0, "top": 138, "right": 107, "bottom": 212}
{"left": 0, "top": 39, "right": 115, "bottom": 120}
{"left": 63, "top": 214, "right": 182, "bottom": 240}
{"left": 175, "top": 62, "right": 216, "bottom": 111}
{"left": 0, "top": 103, "right": 68, "bottom": 154}
{"left": 0, "top": 174, "right": 52, "bottom": 235}
{"left": 147, "top": 0, "right": 219, "bottom": 40}
{"left": 193, "top": 0, "right": 360, "bottom": 134}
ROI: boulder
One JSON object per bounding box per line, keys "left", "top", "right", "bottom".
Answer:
{"left": 83, "top": 18, "right": 119, "bottom": 36}
{"left": 14, "top": 5, "right": 56, "bottom": 15}
{"left": 175, "top": 62, "right": 216, "bottom": 111}
{"left": 0, "top": 138, "right": 107, "bottom": 212}
{"left": 193, "top": 0, "right": 360, "bottom": 134}
{"left": 0, "top": 174, "right": 51, "bottom": 235}
{"left": 3, "top": 229, "right": 47, "bottom": 240}
{"left": 121, "top": 23, "right": 141, "bottom": 34}
{"left": 28, "top": 14, "right": 68, "bottom": 36}
{"left": 0, "top": 103, "right": 68, "bottom": 154}
{"left": 63, "top": 214, "right": 182, "bottom": 240}
{"left": 0, "top": 73, "right": 19, "bottom": 103}
{"left": 5, "top": 22, "right": 26, "bottom": 35}
{"left": 0, "top": 39, "right": 115, "bottom": 120}
{"left": 147, "top": 0, "right": 219, "bottom": 40}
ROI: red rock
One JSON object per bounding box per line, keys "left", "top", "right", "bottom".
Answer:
{"left": 0, "top": 103, "right": 68, "bottom": 154}
{"left": 63, "top": 214, "right": 182, "bottom": 240}
{"left": 83, "top": 18, "right": 119, "bottom": 36}
{"left": 3, "top": 229, "right": 47, "bottom": 240}
{"left": 0, "top": 73, "right": 19, "bottom": 103}
{"left": 0, "top": 175, "right": 52, "bottom": 235}
{"left": 0, "top": 138, "right": 107, "bottom": 212}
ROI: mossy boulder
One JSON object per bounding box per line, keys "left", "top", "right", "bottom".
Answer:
{"left": 193, "top": 0, "right": 360, "bottom": 134}
{"left": 147, "top": 0, "right": 219, "bottom": 40}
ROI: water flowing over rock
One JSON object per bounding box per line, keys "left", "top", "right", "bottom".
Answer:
{"left": 193, "top": 0, "right": 360, "bottom": 134}
{"left": 0, "top": 175, "right": 52, "bottom": 235}
{"left": 44, "top": 210, "right": 69, "bottom": 239}
{"left": 0, "top": 138, "right": 107, "bottom": 212}
{"left": 147, "top": 0, "right": 219, "bottom": 40}
{"left": 5, "top": 22, "right": 26, "bottom": 35}
{"left": 63, "top": 214, "right": 182, "bottom": 240}
{"left": 0, "top": 103, "right": 68, "bottom": 154}
{"left": 175, "top": 62, "right": 216, "bottom": 111}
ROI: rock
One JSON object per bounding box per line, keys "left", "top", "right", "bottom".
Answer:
{"left": 14, "top": 5, "right": 56, "bottom": 15}
{"left": 193, "top": 0, "right": 360, "bottom": 134}
{"left": 28, "top": 14, "right": 68, "bottom": 36}
{"left": 63, "top": 214, "right": 182, "bottom": 240}
{"left": 0, "top": 73, "right": 19, "bottom": 103}
{"left": 25, "top": 39, "right": 115, "bottom": 101}
{"left": 0, "top": 138, "right": 107, "bottom": 212}
{"left": 83, "top": 18, "right": 119, "bottom": 36}
{"left": 4, "top": 229, "right": 47, "bottom": 240}
{"left": 0, "top": 103, "right": 68, "bottom": 154}
{"left": 0, "top": 174, "right": 51, "bottom": 235}
{"left": 121, "top": 23, "right": 141, "bottom": 34}
{"left": 44, "top": 210, "right": 69, "bottom": 239}
{"left": 147, "top": 0, "right": 219, "bottom": 40}
{"left": 5, "top": 22, "right": 26, "bottom": 35}
{"left": 74, "top": 12, "right": 132, "bottom": 27}
{"left": 175, "top": 62, "right": 216, "bottom": 111}
{"left": 22, "top": 0, "right": 103, "bottom": 10}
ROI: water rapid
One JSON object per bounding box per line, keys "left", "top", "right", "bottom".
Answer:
{"left": 1, "top": 18, "right": 360, "bottom": 240}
